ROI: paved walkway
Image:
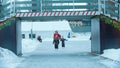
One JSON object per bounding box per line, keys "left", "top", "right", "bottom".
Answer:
{"left": 16, "top": 40, "right": 110, "bottom": 68}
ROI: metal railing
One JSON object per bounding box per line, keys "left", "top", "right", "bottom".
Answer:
{"left": 0, "top": 0, "right": 15, "bottom": 21}
{"left": 101, "top": 0, "right": 120, "bottom": 21}
{"left": 0, "top": 0, "right": 99, "bottom": 21}
{"left": 15, "top": 0, "right": 98, "bottom": 12}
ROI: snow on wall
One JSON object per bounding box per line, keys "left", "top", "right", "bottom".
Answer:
{"left": 21, "top": 20, "right": 71, "bottom": 31}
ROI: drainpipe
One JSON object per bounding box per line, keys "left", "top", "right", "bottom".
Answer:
{"left": 41, "top": 0, "right": 42, "bottom": 13}
{"left": 10, "top": 0, "right": 12, "bottom": 17}
{"left": 13, "top": 0, "right": 15, "bottom": 15}
{"left": 118, "top": 2, "right": 120, "bottom": 21}
{"left": 73, "top": 0, "right": 75, "bottom": 11}
{"left": 104, "top": 0, "right": 106, "bottom": 15}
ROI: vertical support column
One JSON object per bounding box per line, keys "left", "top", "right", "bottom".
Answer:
{"left": 16, "top": 19, "right": 22, "bottom": 56}
{"left": 13, "top": 0, "right": 15, "bottom": 15}
{"left": 118, "top": 3, "right": 120, "bottom": 21}
{"left": 91, "top": 17, "right": 101, "bottom": 54}
{"left": 30, "top": 22, "right": 33, "bottom": 40}
{"left": 73, "top": 0, "right": 75, "bottom": 11}
{"left": 98, "top": 0, "right": 101, "bottom": 14}
{"left": 104, "top": 0, "right": 106, "bottom": 15}
{"left": 40, "top": 0, "right": 42, "bottom": 13}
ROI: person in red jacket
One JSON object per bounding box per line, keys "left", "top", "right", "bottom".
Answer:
{"left": 53, "top": 30, "right": 61, "bottom": 49}
{"left": 53, "top": 30, "right": 61, "bottom": 39}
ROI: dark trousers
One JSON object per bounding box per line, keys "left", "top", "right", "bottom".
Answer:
{"left": 55, "top": 43, "right": 58, "bottom": 49}
{"left": 53, "top": 39, "right": 59, "bottom": 49}
{"left": 62, "top": 43, "right": 65, "bottom": 47}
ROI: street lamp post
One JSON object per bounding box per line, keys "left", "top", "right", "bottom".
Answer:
{"left": 31, "top": 22, "right": 33, "bottom": 40}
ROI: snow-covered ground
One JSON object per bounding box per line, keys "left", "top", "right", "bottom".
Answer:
{"left": 0, "top": 20, "right": 120, "bottom": 68}
{"left": 101, "top": 48, "right": 120, "bottom": 62}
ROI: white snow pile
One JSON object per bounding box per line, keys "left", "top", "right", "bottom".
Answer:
{"left": 100, "top": 59, "right": 120, "bottom": 68}
{"left": 0, "top": 39, "right": 40, "bottom": 68}
{"left": 22, "top": 39, "right": 40, "bottom": 53}
{"left": 22, "top": 20, "right": 71, "bottom": 31}
{"left": 101, "top": 48, "right": 120, "bottom": 62}
{"left": 100, "top": 48, "right": 120, "bottom": 68}
{"left": 0, "top": 47, "right": 23, "bottom": 68}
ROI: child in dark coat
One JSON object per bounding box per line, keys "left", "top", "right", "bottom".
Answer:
{"left": 37, "top": 36, "right": 42, "bottom": 43}
{"left": 60, "top": 36, "right": 67, "bottom": 47}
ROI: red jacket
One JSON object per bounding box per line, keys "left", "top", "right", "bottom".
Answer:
{"left": 53, "top": 33, "right": 61, "bottom": 39}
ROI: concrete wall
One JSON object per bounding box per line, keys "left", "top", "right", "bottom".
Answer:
{"left": 91, "top": 17, "right": 101, "bottom": 54}
{"left": 91, "top": 16, "right": 120, "bottom": 54}
{"left": 100, "top": 20, "right": 120, "bottom": 50}
{"left": 0, "top": 19, "right": 22, "bottom": 56}
{"left": 16, "top": 20, "right": 22, "bottom": 56}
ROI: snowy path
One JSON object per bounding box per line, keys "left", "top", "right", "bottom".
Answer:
{"left": 17, "top": 53, "right": 108, "bottom": 68}
{"left": 16, "top": 40, "right": 110, "bottom": 68}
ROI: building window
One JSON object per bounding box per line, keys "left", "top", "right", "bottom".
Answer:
{"left": 29, "top": 34, "right": 36, "bottom": 39}
{"left": 33, "top": 34, "right": 36, "bottom": 38}
{"left": 29, "top": 34, "right": 32, "bottom": 38}
{"left": 22, "top": 34, "right": 25, "bottom": 39}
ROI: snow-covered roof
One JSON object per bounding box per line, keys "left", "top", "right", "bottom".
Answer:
{"left": 21, "top": 20, "right": 71, "bottom": 31}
